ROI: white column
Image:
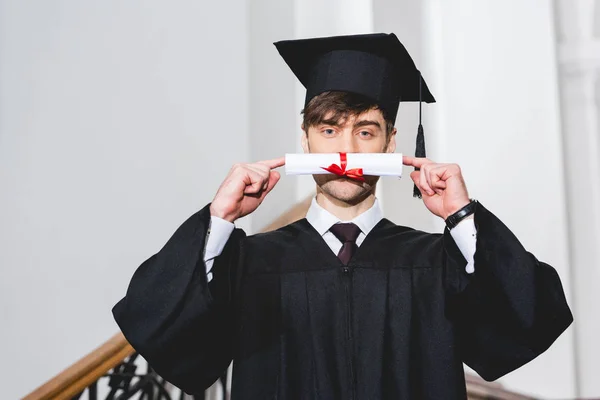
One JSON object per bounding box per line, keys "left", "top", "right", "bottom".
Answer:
{"left": 555, "top": 0, "right": 600, "bottom": 396}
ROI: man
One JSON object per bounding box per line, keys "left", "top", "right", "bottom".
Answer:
{"left": 113, "top": 33, "right": 572, "bottom": 399}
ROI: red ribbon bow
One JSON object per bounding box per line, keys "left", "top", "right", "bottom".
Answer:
{"left": 321, "top": 152, "right": 365, "bottom": 181}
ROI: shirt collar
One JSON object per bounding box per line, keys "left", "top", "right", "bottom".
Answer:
{"left": 305, "top": 196, "right": 384, "bottom": 237}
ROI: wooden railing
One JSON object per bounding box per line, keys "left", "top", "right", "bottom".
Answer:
{"left": 23, "top": 196, "right": 537, "bottom": 400}
{"left": 23, "top": 333, "right": 134, "bottom": 400}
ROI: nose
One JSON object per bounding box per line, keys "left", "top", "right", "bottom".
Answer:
{"left": 338, "top": 131, "right": 358, "bottom": 153}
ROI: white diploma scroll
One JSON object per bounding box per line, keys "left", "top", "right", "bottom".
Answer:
{"left": 285, "top": 153, "right": 403, "bottom": 178}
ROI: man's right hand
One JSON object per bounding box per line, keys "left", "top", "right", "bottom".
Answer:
{"left": 209, "top": 157, "right": 285, "bottom": 223}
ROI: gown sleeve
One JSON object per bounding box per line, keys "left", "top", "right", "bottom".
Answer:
{"left": 442, "top": 201, "right": 573, "bottom": 381}
{"left": 112, "top": 203, "right": 245, "bottom": 394}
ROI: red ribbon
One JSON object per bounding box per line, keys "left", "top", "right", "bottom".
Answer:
{"left": 321, "top": 152, "right": 365, "bottom": 181}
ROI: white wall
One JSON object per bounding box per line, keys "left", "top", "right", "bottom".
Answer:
{"left": 555, "top": 0, "right": 600, "bottom": 396}
{"left": 247, "top": 0, "right": 298, "bottom": 232}
{"left": 0, "top": 2, "right": 249, "bottom": 398}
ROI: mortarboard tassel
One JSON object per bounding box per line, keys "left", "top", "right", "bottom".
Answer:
{"left": 413, "top": 123, "right": 425, "bottom": 198}
{"left": 413, "top": 71, "right": 426, "bottom": 198}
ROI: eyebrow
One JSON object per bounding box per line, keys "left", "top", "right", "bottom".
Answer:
{"left": 318, "top": 119, "right": 382, "bottom": 129}
{"left": 353, "top": 120, "right": 381, "bottom": 129}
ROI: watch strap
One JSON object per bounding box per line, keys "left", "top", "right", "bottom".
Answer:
{"left": 445, "top": 199, "right": 478, "bottom": 230}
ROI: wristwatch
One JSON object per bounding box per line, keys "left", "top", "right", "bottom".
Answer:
{"left": 445, "top": 199, "right": 478, "bottom": 230}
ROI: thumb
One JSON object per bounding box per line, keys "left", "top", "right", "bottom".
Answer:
{"left": 410, "top": 171, "right": 431, "bottom": 198}
{"left": 261, "top": 170, "right": 281, "bottom": 198}
{"left": 410, "top": 171, "right": 420, "bottom": 184}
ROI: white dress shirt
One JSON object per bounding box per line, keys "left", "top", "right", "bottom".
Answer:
{"left": 204, "top": 197, "right": 477, "bottom": 281}
{"left": 305, "top": 197, "right": 385, "bottom": 256}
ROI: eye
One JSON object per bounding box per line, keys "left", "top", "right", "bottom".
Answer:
{"left": 359, "top": 130, "right": 372, "bottom": 137}
{"left": 323, "top": 128, "right": 335, "bottom": 135}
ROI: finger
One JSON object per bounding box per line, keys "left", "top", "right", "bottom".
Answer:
{"left": 410, "top": 171, "right": 421, "bottom": 188}
{"left": 422, "top": 164, "right": 434, "bottom": 190}
{"left": 403, "top": 156, "right": 434, "bottom": 169}
{"left": 419, "top": 168, "right": 435, "bottom": 196}
{"left": 247, "top": 162, "right": 270, "bottom": 174}
{"left": 410, "top": 171, "right": 421, "bottom": 187}
{"left": 241, "top": 168, "right": 268, "bottom": 195}
{"left": 252, "top": 171, "right": 281, "bottom": 202}
{"left": 257, "top": 156, "right": 285, "bottom": 169}
{"left": 245, "top": 164, "right": 269, "bottom": 178}
{"left": 245, "top": 164, "right": 270, "bottom": 190}
{"left": 430, "top": 166, "right": 448, "bottom": 195}
{"left": 430, "top": 175, "right": 447, "bottom": 190}
{"left": 261, "top": 170, "right": 281, "bottom": 198}
{"left": 242, "top": 173, "right": 264, "bottom": 195}
{"left": 410, "top": 171, "right": 430, "bottom": 197}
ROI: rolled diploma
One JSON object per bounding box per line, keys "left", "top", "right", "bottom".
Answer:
{"left": 285, "top": 153, "right": 403, "bottom": 177}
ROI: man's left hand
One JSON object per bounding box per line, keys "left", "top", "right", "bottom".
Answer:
{"left": 403, "top": 156, "right": 471, "bottom": 220}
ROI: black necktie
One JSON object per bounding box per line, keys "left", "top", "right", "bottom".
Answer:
{"left": 329, "top": 223, "right": 362, "bottom": 265}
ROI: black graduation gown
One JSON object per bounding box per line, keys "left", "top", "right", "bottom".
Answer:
{"left": 112, "top": 201, "right": 572, "bottom": 399}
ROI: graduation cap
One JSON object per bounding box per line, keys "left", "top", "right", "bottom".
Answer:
{"left": 274, "top": 32, "right": 435, "bottom": 198}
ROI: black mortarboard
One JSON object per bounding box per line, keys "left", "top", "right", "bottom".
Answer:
{"left": 274, "top": 33, "right": 435, "bottom": 198}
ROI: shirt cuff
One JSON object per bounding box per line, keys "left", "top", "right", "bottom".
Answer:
{"left": 204, "top": 216, "right": 235, "bottom": 281}
{"left": 449, "top": 217, "right": 477, "bottom": 274}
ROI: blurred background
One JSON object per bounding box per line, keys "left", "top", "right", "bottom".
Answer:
{"left": 1, "top": 0, "right": 599, "bottom": 399}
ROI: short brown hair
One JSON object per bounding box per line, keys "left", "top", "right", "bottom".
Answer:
{"left": 301, "top": 91, "right": 395, "bottom": 137}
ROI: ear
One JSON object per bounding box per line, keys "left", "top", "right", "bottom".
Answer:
{"left": 385, "top": 128, "right": 397, "bottom": 153}
{"left": 301, "top": 130, "right": 309, "bottom": 153}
